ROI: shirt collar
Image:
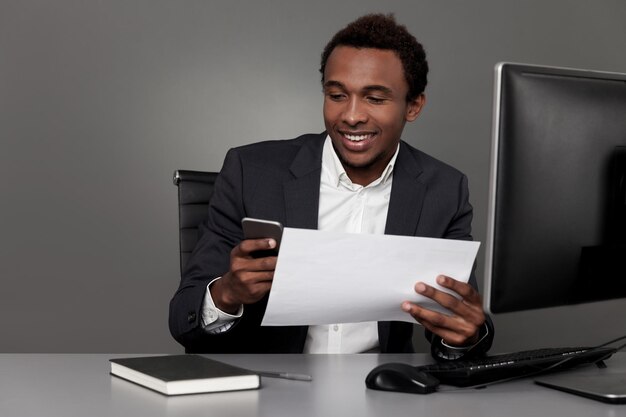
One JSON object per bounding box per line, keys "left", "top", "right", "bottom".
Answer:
{"left": 322, "top": 135, "right": 399, "bottom": 189}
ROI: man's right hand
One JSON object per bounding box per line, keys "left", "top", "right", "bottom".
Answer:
{"left": 210, "top": 238, "right": 278, "bottom": 314}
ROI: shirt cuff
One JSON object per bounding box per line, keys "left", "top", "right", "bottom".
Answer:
{"left": 201, "top": 277, "right": 243, "bottom": 334}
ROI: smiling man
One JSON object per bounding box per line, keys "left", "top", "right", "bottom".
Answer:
{"left": 322, "top": 46, "right": 424, "bottom": 186}
{"left": 170, "top": 14, "right": 494, "bottom": 359}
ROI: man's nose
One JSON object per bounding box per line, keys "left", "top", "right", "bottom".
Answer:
{"left": 342, "top": 97, "right": 368, "bottom": 126}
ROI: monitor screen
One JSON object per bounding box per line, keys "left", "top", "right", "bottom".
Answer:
{"left": 484, "top": 62, "right": 626, "bottom": 314}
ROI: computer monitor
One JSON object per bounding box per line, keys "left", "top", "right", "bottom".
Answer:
{"left": 484, "top": 62, "right": 626, "bottom": 314}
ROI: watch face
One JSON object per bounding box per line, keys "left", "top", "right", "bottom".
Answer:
{"left": 437, "top": 349, "right": 464, "bottom": 361}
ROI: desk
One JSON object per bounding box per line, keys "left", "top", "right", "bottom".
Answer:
{"left": 1, "top": 353, "right": 624, "bottom": 417}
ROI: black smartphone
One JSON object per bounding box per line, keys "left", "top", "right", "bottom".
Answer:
{"left": 241, "top": 217, "right": 283, "bottom": 257}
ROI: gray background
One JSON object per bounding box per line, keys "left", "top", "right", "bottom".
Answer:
{"left": 1, "top": 0, "right": 625, "bottom": 353}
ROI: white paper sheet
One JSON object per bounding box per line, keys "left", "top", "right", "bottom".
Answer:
{"left": 261, "top": 228, "right": 480, "bottom": 326}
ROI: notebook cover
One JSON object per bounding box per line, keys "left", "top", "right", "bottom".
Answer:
{"left": 110, "top": 354, "right": 260, "bottom": 395}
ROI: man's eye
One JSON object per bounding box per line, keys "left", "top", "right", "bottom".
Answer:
{"left": 327, "top": 93, "right": 345, "bottom": 101}
{"left": 367, "top": 97, "right": 385, "bottom": 104}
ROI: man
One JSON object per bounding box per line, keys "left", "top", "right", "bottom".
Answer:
{"left": 169, "top": 14, "right": 493, "bottom": 359}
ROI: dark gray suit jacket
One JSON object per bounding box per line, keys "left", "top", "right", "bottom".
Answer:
{"left": 169, "top": 133, "right": 492, "bottom": 354}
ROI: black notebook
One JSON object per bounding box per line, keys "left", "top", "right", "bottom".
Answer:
{"left": 110, "top": 355, "right": 260, "bottom": 395}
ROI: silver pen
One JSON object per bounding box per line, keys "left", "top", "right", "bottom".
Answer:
{"left": 256, "top": 371, "right": 313, "bottom": 381}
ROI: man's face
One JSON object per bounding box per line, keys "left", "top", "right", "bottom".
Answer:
{"left": 323, "top": 46, "right": 425, "bottom": 185}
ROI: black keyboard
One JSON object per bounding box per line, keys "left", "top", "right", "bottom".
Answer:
{"left": 416, "top": 346, "right": 616, "bottom": 387}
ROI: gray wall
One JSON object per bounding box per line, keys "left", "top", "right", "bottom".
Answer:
{"left": 1, "top": 0, "right": 625, "bottom": 353}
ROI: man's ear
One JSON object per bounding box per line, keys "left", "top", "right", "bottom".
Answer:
{"left": 405, "top": 94, "right": 426, "bottom": 122}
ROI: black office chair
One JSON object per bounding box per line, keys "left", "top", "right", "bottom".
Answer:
{"left": 173, "top": 170, "right": 219, "bottom": 274}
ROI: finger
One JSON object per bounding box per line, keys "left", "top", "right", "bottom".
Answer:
{"left": 244, "top": 280, "right": 273, "bottom": 301}
{"left": 239, "top": 269, "right": 275, "bottom": 283}
{"left": 402, "top": 302, "right": 479, "bottom": 345}
{"left": 414, "top": 281, "right": 472, "bottom": 318}
{"left": 403, "top": 299, "right": 482, "bottom": 334}
{"left": 436, "top": 275, "right": 481, "bottom": 305}
{"left": 231, "top": 244, "right": 277, "bottom": 272}
{"left": 433, "top": 276, "right": 486, "bottom": 326}
{"left": 416, "top": 280, "right": 485, "bottom": 324}
{"left": 402, "top": 301, "right": 456, "bottom": 330}
{"left": 228, "top": 257, "right": 276, "bottom": 287}
{"left": 238, "top": 238, "right": 277, "bottom": 256}
{"left": 247, "top": 255, "right": 277, "bottom": 272}
{"left": 223, "top": 270, "right": 274, "bottom": 302}
{"left": 231, "top": 280, "right": 273, "bottom": 305}
{"left": 422, "top": 321, "right": 477, "bottom": 346}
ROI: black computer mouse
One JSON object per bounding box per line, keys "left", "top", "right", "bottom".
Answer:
{"left": 365, "top": 362, "right": 440, "bottom": 394}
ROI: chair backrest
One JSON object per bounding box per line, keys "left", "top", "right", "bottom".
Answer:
{"left": 173, "top": 170, "right": 219, "bottom": 274}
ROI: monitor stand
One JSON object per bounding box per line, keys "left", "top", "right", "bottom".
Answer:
{"left": 535, "top": 372, "right": 626, "bottom": 404}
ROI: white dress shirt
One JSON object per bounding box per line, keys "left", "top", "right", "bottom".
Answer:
{"left": 304, "top": 137, "right": 398, "bottom": 353}
{"left": 201, "top": 136, "right": 399, "bottom": 353}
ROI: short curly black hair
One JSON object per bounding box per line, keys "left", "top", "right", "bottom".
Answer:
{"left": 320, "top": 13, "right": 428, "bottom": 101}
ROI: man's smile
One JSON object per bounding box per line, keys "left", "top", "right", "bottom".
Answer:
{"left": 338, "top": 129, "right": 378, "bottom": 144}
{"left": 342, "top": 132, "right": 376, "bottom": 142}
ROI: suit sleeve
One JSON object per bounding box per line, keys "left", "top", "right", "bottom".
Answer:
{"left": 168, "top": 148, "right": 249, "bottom": 351}
{"left": 424, "top": 174, "right": 495, "bottom": 359}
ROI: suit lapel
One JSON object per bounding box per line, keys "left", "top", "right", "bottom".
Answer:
{"left": 385, "top": 142, "right": 427, "bottom": 236}
{"left": 283, "top": 134, "right": 325, "bottom": 229}
{"left": 281, "top": 137, "right": 426, "bottom": 234}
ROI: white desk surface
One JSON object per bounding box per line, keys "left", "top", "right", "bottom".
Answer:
{"left": 1, "top": 352, "right": 624, "bottom": 417}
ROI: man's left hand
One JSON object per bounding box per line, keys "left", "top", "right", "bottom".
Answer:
{"left": 402, "top": 275, "right": 485, "bottom": 347}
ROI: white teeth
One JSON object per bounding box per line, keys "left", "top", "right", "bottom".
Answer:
{"left": 344, "top": 134, "right": 370, "bottom": 142}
